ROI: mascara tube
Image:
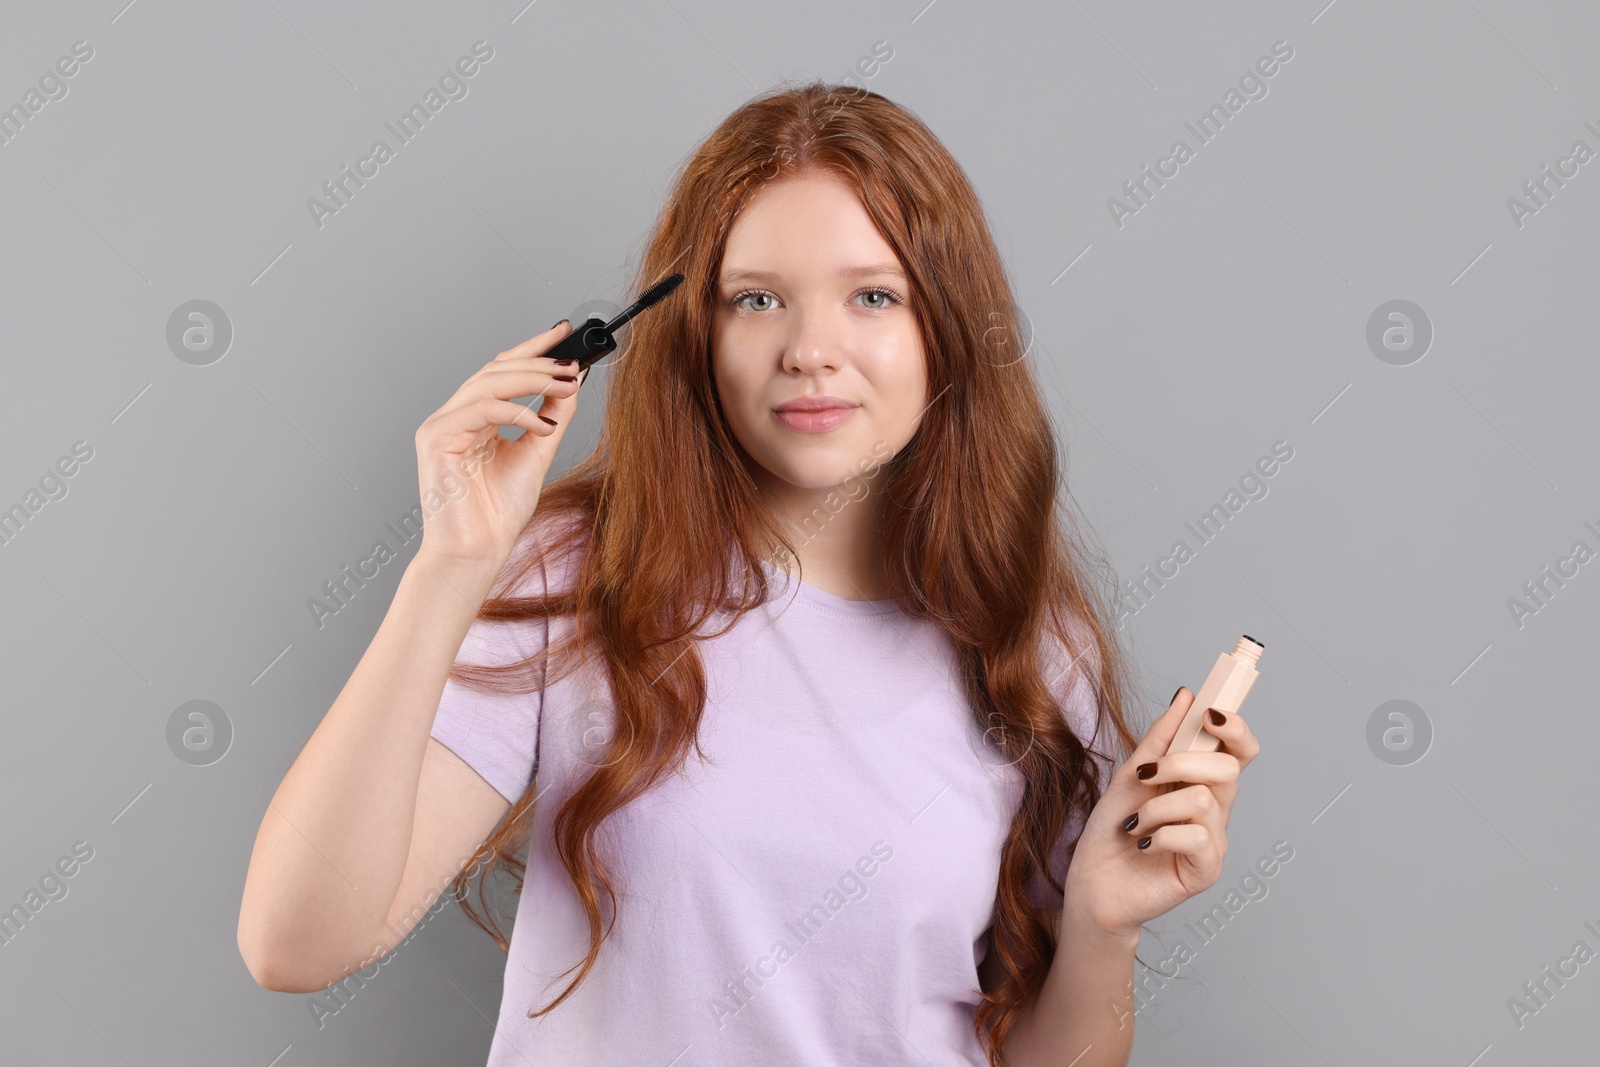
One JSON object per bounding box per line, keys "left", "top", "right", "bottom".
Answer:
{"left": 1166, "top": 636, "right": 1264, "bottom": 755}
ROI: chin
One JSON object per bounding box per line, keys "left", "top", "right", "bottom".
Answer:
{"left": 755, "top": 449, "right": 864, "bottom": 493}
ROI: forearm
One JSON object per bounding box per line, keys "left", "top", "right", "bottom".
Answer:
{"left": 238, "top": 552, "right": 501, "bottom": 981}
{"left": 1002, "top": 912, "right": 1140, "bottom": 1067}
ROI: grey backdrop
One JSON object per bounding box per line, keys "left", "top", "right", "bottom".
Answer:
{"left": 2, "top": 0, "right": 1595, "bottom": 1064}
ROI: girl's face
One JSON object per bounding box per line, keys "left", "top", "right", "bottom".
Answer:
{"left": 711, "top": 172, "right": 929, "bottom": 497}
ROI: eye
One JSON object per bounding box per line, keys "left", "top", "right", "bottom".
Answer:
{"left": 855, "top": 285, "right": 904, "bottom": 310}
{"left": 729, "top": 289, "right": 777, "bottom": 313}
{"left": 725, "top": 285, "right": 907, "bottom": 314}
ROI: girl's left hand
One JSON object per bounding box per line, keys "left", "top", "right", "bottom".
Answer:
{"left": 1061, "top": 687, "right": 1261, "bottom": 942}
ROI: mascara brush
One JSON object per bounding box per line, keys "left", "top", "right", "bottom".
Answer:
{"left": 546, "top": 272, "right": 686, "bottom": 371}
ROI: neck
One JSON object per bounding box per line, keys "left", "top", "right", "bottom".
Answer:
{"left": 757, "top": 474, "right": 893, "bottom": 602}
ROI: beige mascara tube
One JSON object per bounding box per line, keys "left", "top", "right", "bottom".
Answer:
{"left": 1166, "top": 635, "right": 1264, "bottom": 755}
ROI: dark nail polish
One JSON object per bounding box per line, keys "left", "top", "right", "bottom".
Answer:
{"left": 553, "top": 374, "right": 577, "bottom": 383}
{"left": 1208, "top": 709, "right": 1226, "bottom": 726}
{"left": 554, "top": 359, "right": 577, "bottom": 366}
{"left": 537, "top": 414, "right": 557, "bottom": 426}
{"left": 1122, "top": 813, "right": 1139, "bottom": 832}
{"left": 1136, "top": 836, "right": 1152, "bottom": 850}
{"left": 1136, "top": 762, "right": 1156, "bottom": 781}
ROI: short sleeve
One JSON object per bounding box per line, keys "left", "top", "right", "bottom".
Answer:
{"left": 1027, "top": 615, "right": 1116, "bottom": 910}
{"left": 428, "top": 546, "right": 551, "bottom": 805}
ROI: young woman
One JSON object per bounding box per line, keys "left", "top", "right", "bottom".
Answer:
{"left": 238, "top": 82, "right": 1260, "bottom": 1067}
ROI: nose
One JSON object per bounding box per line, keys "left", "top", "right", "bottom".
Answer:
{"left": 780, "top": 310, "right": 841, "bottom": 376}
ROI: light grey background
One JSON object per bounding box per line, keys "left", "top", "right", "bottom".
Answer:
{"left": 2, "top": 0, "right": 1595, "bottom": 1064}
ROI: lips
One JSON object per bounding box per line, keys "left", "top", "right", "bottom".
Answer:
{"left": 774, "top": 396, "right": 856, "bottom": 413}
{"left": 773, "top": 396, "right": 858, "bottom": 434}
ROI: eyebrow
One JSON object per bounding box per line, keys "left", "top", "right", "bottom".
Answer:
{"left": 718, "top": 263, "right": 907, "bottom": 286}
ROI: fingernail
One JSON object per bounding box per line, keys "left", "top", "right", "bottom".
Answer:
{"left": 551, "top": 319, "right": 569, "bottom": 330}
{"left": 1170, "top": 687, "right": 1184, "bottom": 704}
{"left": 554, "top": 374, "right": 577, "bottom": 383}
{"left": 1208, "top": 709, "right": 1226, "bottom": 726}
{"left": 1122, "top": 812, "right": 1139, "bottom": 832}
{"left": 1136, "top": 762, "right": 1157, "bottom": 781}
{"left": 537, "top": 414, "right": 557, "bottom": 426}
{"left": 554, "top": 359, "right": 577, "bottom": 366}
{"left": 1136, "top": 836, "right": 1152, "bottom": 850}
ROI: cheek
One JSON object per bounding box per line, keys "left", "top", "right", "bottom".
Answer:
{"left": 875, "top": 344, "right": 928, "bottom": 424}
{"left": 884, "top": 387, "right": 927, "bottom": 445}
{"left": 714, "top": 360, "right": 755, "bottom": 410}
{"left": 711, "top": 359, "right": 766, "bottom": 437}
{"left": 709, "top": 337, "right": 741, "bottom": 406}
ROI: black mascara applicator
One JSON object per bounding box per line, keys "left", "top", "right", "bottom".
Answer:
{"left": 546, "top": 272, "right": 686, "bottom": 371}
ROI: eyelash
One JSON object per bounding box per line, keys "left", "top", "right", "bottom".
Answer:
{"left": 727, "top": 285, "right": 905, "bottom": 313}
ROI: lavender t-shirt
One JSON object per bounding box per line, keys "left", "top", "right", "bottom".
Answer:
{"left": 429, "top": 535, "right": 1111, "bottom": 1066}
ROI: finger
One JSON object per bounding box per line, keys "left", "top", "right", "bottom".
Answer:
{"left": 491, "top": 347, "right": 586, "bottom": 373}
{"left": 493, "top": 319, "right": 572, "bottom": 363}
{"left": 1127, "top": 687, "right": 1196, "bottom": 767}
{"left": 499, "top": 355, "right": 585, "bottom": 383}
{"left": 473, "top": 367, "right": 582, "bottom": 403}
{"left": 1121, "top": 782, "right": 1221, "bottom": 837}
{"left": 433, "top": 397, "right": 561, "bottom": 441}
{"left": 1132, "top": 823, "right": 1224, "bottom": 883}
{"left": 1131, "top": 750, "right": 1240, "bottom": 790}
{"left": 451, "top": 353, "right": 580, "bottom": 413}
{"left": 512, "top": 360, "right": 590, "bottom": 390}
{"left": 487, "top": 363, "right": 588, "bottom": 481}
{"left": 430, "top": 366, "right": 574, "bottom": 452}
{"left": 526, "top": 363, "right": 591, "bottom": 431}
{"left": 1202, "top": 708, "right": 1261, "bottom": 770}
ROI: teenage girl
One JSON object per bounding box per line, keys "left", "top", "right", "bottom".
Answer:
{"left": 238, "top": 82, "right": 1260, "bottom": 1067}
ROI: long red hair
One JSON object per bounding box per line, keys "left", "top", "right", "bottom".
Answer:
{"left": 445, "top": 80, "right": 1144, "bottom": 1063}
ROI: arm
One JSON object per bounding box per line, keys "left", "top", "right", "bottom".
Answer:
{"left": 1000, "top": 906, "right": 1139, "bottom": 1067}
{"left": 1003, "top": 686, "right": 1262, "bottom": 1065}
{"left": 237, "top": 553, "right": 512, "bottom": 992}
{"left": 993, "top": 626, "right": 1139, "bottom": 1064}
{"left": 237, "top": 320, "right": 585, "bottom": 992}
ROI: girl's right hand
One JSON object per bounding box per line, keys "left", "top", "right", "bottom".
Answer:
{"left": 413, "top": 321, "right": 588, "bottom": 569}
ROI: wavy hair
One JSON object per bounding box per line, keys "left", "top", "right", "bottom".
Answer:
{"left": 444, "top": 80, "right": 1145, "bottom": 1064}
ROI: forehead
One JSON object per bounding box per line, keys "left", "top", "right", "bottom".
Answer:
{"left": 720, "top": 175, "right": 902, "bottom": 281}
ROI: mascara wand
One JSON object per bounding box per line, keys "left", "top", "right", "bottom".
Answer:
{"left": 546, "top": 272, "right": 686, "bottom": 371}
